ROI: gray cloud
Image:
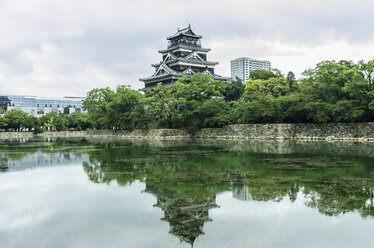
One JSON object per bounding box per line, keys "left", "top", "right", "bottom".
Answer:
{"left": 1, "top": 0, "right": 374, "bottom": 96}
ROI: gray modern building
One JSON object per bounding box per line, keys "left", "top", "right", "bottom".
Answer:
{"left": 230, "top": 57, "right": 271, "bottom": 84}
{"left": 0, "top": 95, "right": 85, "bottom": 116}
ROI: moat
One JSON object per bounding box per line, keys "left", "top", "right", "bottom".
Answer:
{"left": 1, "top": 137, "right": 374, "bottom": 247}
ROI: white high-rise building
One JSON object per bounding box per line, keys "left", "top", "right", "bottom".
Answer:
{"left": 230, "top": 57, "right": 271, "bottom": 84}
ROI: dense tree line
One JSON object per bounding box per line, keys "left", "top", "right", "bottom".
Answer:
{"left": 82, "top": 75, "right": 244, "bottom": 132}
{"left": 3, "top": 59, "right": 374, "bottom": 132}
{"left": 0, "top": 110, "right": 91, "bottom": 132}
{"left": 237, "top": 60, "right": 374, "bottom": 123}
{"left": 83, "top": 59, "right": 374, "bottom": 131}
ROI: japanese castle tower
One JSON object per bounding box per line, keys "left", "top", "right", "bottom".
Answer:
{"left": 140, "top": 24, "right": 227, "bottom": 91}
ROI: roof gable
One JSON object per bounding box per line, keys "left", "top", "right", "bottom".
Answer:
{"left": 185, "top": 51, "right": 204, "bottom": 61}
{"left": 164, "top": 52, "right": 177, "bottom": 62}
{"left": 184, "top": 27, "right": 196, "bottom": 36}
{"left": 202, "top": 69, "right": 213, "bottom": 77}
{"left": 182, "top": 67, "right": 195, "bottom": 75}
{"left": 152, "top": 63, "right": 176, "bottom": 77}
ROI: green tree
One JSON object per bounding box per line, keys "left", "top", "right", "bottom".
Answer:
{"left": 197, "top": 98, "right": 231, "bottom": 127}
{"left": 44, "top": 117, "right": 54, "bottom": 130}
{"left": 298, "top": 60, "right": 374, "bottom": 122}
{"left": 243, "top": 77, "right": 290, "bottom": 101}
{"left": 107, "top": 86, "right": 146, "bottom": 130}
{"left": 40, "top": 112, "right": 58, "bottom": 131}
{"left": 69, "top": 112, "right": 91, "bottom": 130}
{"left": 0, "top": 116, "right": 8, "bottom": 129}
{"left": 146, "top": 73, "right": 227, "bottom": 130}
{"left": 223, "top": 77, "right": 245, "bottom": 102}
{"left": 301, "top": 60, "right": 351, "bottom": 104}
{"left": 275, "top": 93, "right": 307, "bottom": 123}
{"left": 54, "top": 115, "right": 69, "bottom": 131}
{"left": 4, "top": 110, "right": 29, "bottom": 131}
{"left": 286, "top": 71, "right": 296, "bottom": 91}
{"left": 356, "top": 60, "right": 374, "bottom": 91}
{"left": 24, "top": 115, "right": 40, "bottom": 130}
{"left": 83, "top": 87, "right": 115, "bottom": 129}
{"left": 238, "top": 96, "right": 278, "bottom": 123}
{"left": 249, "top": 69, "right": 280, "bottom": 81}
{"left": 131, "top": 100, "right": 154, "bottom": 129}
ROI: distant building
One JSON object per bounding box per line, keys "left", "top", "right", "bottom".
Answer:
{"left": 140, "top": 24, "right": 228, "bottom": 91}
{"left": 230, "top": 57, "right": 271, "bottom": 84}
{"left": 0, "top": 95, "right": 85, "bottom": 116}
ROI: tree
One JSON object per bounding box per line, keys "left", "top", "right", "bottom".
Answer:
{"left": 271, "top": 68, "right": 283, "bottom": 78}
{"left": 145, "top": 73, "right": 227, "bottom": 130}
{"left": 4, "top": 110, "right": 29, "bottom": 131}
{"left": 299, "top": 60, "right": 374, "bottom": 122}
{"left": 24, "top": 115, "right": 40, "bottom": 130}
{"left": 238, "top": 96, "right": 278, "bottom": 123}
{"left": 40, "top": 112, "right": 58, "bottom": 131}
{"left": 356, "top": 60, "right": 374, "bottom": 91}
{"left": 301, "top": 60, "right": 351, "bottom": 104}
{"left": 131, "top": 100, "right": 154, "bottom": 129}
{"left": 0, "top": 116, "right": 8, "bottom": 129}
{"left": 243, "top": 77, "right": 290, "bottom": 101}
{"left": 83, "top": 87, "right": 115, "bottom": 129}
{"left": 286, "top": 71, "right": 296, "bottom": 91}
{"left": 69, "top": 112, "right": 91, "bottom": 130}
{"left": 54, "top": 115, "right": 69, "bottom": 131}
{"left": 275, "top": 93, "right": 307, "bottom": 123}
{"left": 197, "top": 98, "right": 231, "bottom": 127}
{"left": 107, "top": 86, "right": 146, "bottom": 130}
{"left": 44, "top": 117, "right": 54, "bottom": 130}
{"left": 249, "top": 69, "right": 280, "bottom": 81}
{"left": 223, "top": 77, "right": 245, "bottom": 102}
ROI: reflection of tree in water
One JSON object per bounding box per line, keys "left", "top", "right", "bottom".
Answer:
{"left": 0, "top": 137, "right": 90, "bottom": 161}
{"left": 81, "top": 139, "right": 374, "bottom": 244}
{"left": 0, "top": 137, "right": 92, "bottom": 172}
{"left": 154, "top": 196, "right": 218, "bottom": 246}
{"left": 303, "top": 178, "right": 374, "bottom": 217}
{"left": 232, "top": 178, "right": 374, "bottom": 217}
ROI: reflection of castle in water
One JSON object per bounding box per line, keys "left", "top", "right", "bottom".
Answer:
{"left": 154, "top": 196, "right": 218, "bottom": 246}
{"left": 80, "top": 139, "right": 374, "bottom": 243}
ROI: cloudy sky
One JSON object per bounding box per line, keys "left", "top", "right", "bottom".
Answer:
{"left": 1, "top": 0, "right": 374, "bottom": 97}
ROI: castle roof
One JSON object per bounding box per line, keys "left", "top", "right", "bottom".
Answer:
{"left": 159, "top": 44, "right": 210, "bottom": 53}
{"left": 167, "top": 24, "right": 202, "bottom": 40}
{"left": 140, "top": 25, "right": 229, "bottom": 91}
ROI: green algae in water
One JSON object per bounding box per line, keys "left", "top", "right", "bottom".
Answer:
{"left": 258, "top": 157, "right": 353, "bottom": 170}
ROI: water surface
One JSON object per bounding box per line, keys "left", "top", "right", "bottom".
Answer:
{"left": 1, "top": 138, "right": 374, "bottom": 247}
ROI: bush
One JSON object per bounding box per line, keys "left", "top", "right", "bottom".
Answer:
{"left": 33, "top": 126, "right": 44, "bottom": 134}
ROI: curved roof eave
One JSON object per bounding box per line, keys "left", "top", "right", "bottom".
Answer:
{"left": 159, "top": 45, "right": 211, "bottom": 53}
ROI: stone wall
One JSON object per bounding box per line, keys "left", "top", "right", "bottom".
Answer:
{"left": 195, "top": 123, "right": 374, "bottom": 141}
{"left": 1, "top": 123, "right": 374, "bottom": 141}
{"left": 0, "top": 132, "right": 34, "bottom": 138}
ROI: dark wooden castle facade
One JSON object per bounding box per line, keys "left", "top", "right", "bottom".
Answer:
{"left": 140, "top": 25, "right": 228, "bottom": 91}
